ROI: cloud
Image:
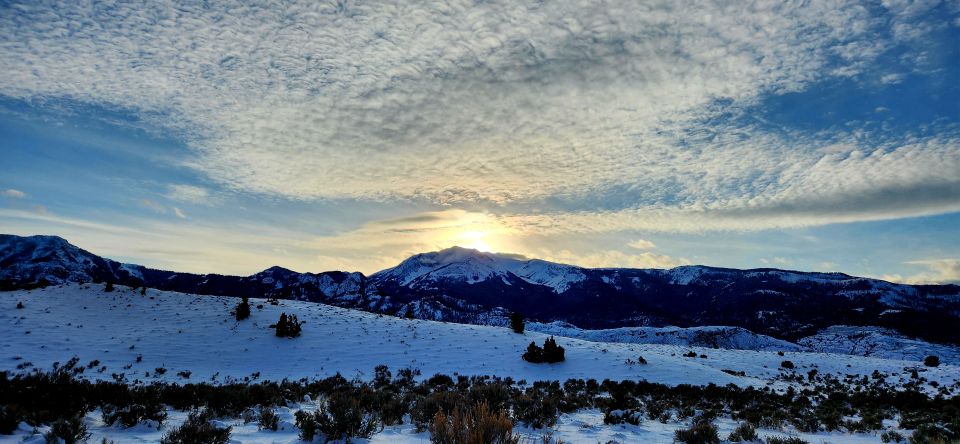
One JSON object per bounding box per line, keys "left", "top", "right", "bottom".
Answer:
{"left": 899, "top": 259, "right": 960, "bottom": 285}
{"left": 0, "top": 0, "right": 955, "bottom": 239}
{"left": 1, "top": 189, "right": 26, "bottom": 199}
{"left": 172, "top": 207, "right": 187, "bottom": 219}
{"left": 140, "top": 199, "right": 167, "bottom": 214}
{"left": 543, "top": 249, "right": 689, "bottom": 270}
{"left": 166, "top": 184, "right": 212, "bottom": 205}
{"left": 627, "top": 239, "right": 657, "bottom": 250}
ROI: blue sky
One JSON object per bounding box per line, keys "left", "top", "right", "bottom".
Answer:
{"left": 0, "top": 0, "right": 958, "bottom": 282}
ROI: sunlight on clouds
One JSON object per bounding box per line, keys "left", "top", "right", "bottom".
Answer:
{"left": 892, "top": 259, "right": 960, "bottom": 285}
{"left": 3, "top": 0, "right": 955, "bottom": 226}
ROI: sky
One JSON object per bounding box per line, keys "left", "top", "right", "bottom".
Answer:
{"left": 0, "top": 0, "right": 958, "bottom": 283}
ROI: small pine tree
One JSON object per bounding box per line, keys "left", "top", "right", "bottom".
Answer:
{"left": 274, "top": 312, "right": 303, "bottom": 338}
{"left": 923, "top": 355, "right": 940, "bottom": 367}
{"left": 523, "top": 341, "right": 543, "bottom": 363}
{"left": 404, "top": 308, "right": 415, "bottom": 319}
{"left": 140, "top": 286, "right": 146, "bottom": 295}
{"left": 16, "top": 301, "right": 23, "bottom": 309}
{"left": 235, "top": 297, "right": 250, "bottom": 321}
{"left": 542, "top": 337, "right": 565, "bottom": 363}
{"left": 275, "top": 313, "right": 288, "bottom": 337}
{"left": 510, "top": 312, "right": 524, "bottom": 334}
{"left": 104, "top": 282, "right": 115, "bottom": 292}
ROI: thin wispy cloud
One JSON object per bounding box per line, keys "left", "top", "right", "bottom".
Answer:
{"left": 1, "top": 189, "right": 26, "bottom": 199}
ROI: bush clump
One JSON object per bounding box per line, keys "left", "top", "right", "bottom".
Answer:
{"left": 0, "top": 405, "right": 22, "bottom": 434}
{"left": 674, "top": 417, "right": 720, "bottom": 444}
{"left": 235, "top": 297, "right": 250, "bottom": 321}
{"left": 429, "top": 401, "right": 518, "bottom": 444}
{"left": 923, "top": 355, "right": 940, "bottom": 367}
{"left": 102, "top": 401, "right": 167, "bottom": 428}
{"left": 160, "top": 410, "right": 230, "bottom": 444}
{"left": 44, "top": 416, "right": 90, "bottom": 444}
{"left": 765, "top": 436, "right": 808, "bottom": 444}
{"left": 257, "top": 406, "right": 278, "bottom": 431}
{"left": 728, "top": 421, "right": 757, "bottom": 442}
{"left": 296, "top": 388, "right": 379, "bottom": 442}
{"left": 295, "top": 410, "right": 319, "bottom": 441}
{"left": 780, "top": 360, "right": 795, "bottom": 369}
{"left": 273, "top": 313, "right": 303, "bottom": 338}
{"left": 522, "top": 337, "right": 565, "bottom": 364}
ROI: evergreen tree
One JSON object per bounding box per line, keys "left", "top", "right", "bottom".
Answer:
{"left": 510, "top": 312, "right": 524, "bottom": 334}
{"left": 404, "top": 308, "right": 415, "bottom": 319}
{"left": 542, "top": 336, "right": 565, "bottom": 363}
{"left": 522, "top": 341, "right": 543, "bottom": 363}
{"left": 275, "top": 313, "right": 288, "bottom": 337}
{"left": 104, "top": 282, "right": 114, "bottom": 292}
{"left": 274, "top": 312, "right": 303, "bottom": 338}
{"left": 235, "top": 297, "right": 251, "bottom": 321}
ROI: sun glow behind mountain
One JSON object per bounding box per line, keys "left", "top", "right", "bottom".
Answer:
{"left": 457, "top": 230, "right": 493, "bottom": 252}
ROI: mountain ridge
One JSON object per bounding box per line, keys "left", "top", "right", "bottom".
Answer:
{"left": 2, "top": 234, "right": 959, "bottom": 345}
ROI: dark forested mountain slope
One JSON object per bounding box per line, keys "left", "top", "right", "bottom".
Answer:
{"left": 3, "top": 234, "right": 958, "bottom": 344}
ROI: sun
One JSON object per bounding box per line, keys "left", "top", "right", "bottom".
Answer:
{"left": 458, "top": 230, "right": 493, "bottom": 252}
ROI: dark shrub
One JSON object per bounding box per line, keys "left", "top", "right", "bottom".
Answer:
{"left": 523, "top": 338, "right": 564, "bottom": 364}
{"left": 274, "top": 313, "right": 303, "bottom": 338}
{"left": 102, "top": 402, "right": 167, "bottom": 428}
{"left": 45, "top": 416, "right": 90, "bottom": 444}
{"left": 510, "top": 313, "right": 524, "bottom": 334}
{"left": 160, "top": 410, "right": 230, "bottom": 444}
{"left": 104, "top": 282, "right": 114, "bottom": 292}
{"left": 728, "top": 422, "right": 757, "bottom": 442}
{"left": 765, "top": 436, "right": 808, "bottom": 444}
{"left": 880, "top": 430, "right": 904, "bottom": 443}
{"left": 16, "top": 302, "right": 23, "bottom": 309}
{"left": 780, "top": 360, "right": 795, "bottom": 369}
{"left": 235, "top": 298, "right": 250, "bottom": 321}
{"left": 429, "top": 401, "right": 517, "bottom": 444}
{"left": 674, "top": 417, "right": 720, "bottom": 444}
{"left": 0, "top": 405, "right": 22, "bottom": 434}
{"left": 295, "top": 410, "right": 318, "bottom": 441}
{"left": 923, "top": 355, "right": 940, "bottom": 367}
{"left": 412, "top": 391, "right": 466, "bottom": 432}
{"left": 257, "top": 406, "right": 278, "bottom": 431}
{"left": 909, "top": 422, "right": 958, "bottom": 443}
{"left": 311, "top": 389, "right": 379, "bottom": 442}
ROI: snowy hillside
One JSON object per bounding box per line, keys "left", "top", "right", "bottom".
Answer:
{"left": 528, "top": 322, "right": 802, "bottom": 352}
{"left": 2, "top": 285, "right": 957, "bottom": 388}
{"left": 799, "top": 325, "right": 960, "bottom": 365}
{"left": 3, "top": 284, "right": 960, "bottom": 443}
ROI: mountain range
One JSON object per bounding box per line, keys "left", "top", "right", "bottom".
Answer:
{"left": 2, "top": 234, "right": 958, "bottom": 345}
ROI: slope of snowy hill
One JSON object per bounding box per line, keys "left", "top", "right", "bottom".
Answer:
{"left": 528, "top": 322, "right": 802, "bottom": 352}
{"left": 2, "top": 285, "right": 957, "bottom": 389}
{"left": 2, "top": 285, "right": 959, "bottom": 444}
{"left": 799, "top": 325, "right": 960, "bottom": 365}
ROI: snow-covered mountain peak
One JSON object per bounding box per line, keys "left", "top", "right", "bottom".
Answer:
{"left": 372, "top": 246, "right": 587, "bottom": 292}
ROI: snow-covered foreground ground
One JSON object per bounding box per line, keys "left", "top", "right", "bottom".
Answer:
{"left": 2, "top": 284, "right": 958, "bottom": 443}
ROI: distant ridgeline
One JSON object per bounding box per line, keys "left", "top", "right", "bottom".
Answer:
{"left": 2, "top": 234, "right": 958, "bottom": 345}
